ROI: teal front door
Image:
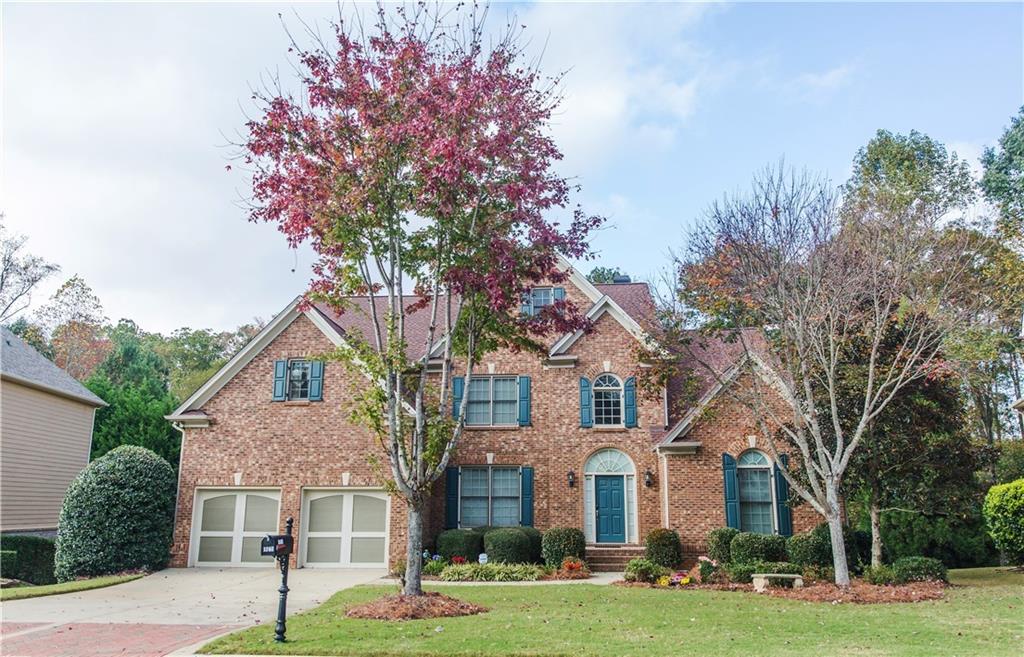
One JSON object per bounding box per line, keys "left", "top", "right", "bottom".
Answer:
{"left": 595, "top": 475, "right": 626, "bottom": 543}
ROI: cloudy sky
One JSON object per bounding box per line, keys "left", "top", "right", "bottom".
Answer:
{"left": 3, "top": 1, "right": 1021, "bottom": 334}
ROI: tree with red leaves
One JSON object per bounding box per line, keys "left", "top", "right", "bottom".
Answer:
{"left": 241, "top": 3, "right": 600, "bottom": 595}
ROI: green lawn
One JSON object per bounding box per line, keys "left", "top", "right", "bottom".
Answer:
{"left": 0, "top": 574, "right": 143, "bottom": 601}
{"left": 202, "top": 568, "right": 1024, "bottom": 657}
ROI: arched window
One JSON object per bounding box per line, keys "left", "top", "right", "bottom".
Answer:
{"left": 737, "top": 450, "right": 775, "bottom": 534}
{"left": 593, "top": 374, "right": 623, "bottom": 426}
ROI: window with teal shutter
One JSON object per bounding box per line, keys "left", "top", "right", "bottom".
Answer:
{"left": 623, "top": 376, "right": 637, "bottom": 428}
{"left": 517, "top": 376, "right": 531, "bottom": 426}
{"left": 520, "top": 466, "right": 534, "bottom": 526}
{"left": 579, "top": 377, "right": 593, "bottom": 427}
{"left": 444, "top": 467, "right": 459, "bottom": 529}
{"left": 775, "top": 454, "right": 793, "bottom": 537}
{"left": 308, "top": 361, "right": 324, "bottom": 401}
{"left": 272, "top": 360, "right": 287, "bottom": 401}
{"left": 722, "top": 453, "right": 740, "bottom": 529}
{"left": 452, "top": 376, "right": 465, "bottom": 419}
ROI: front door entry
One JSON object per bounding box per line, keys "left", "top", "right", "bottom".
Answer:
{"left": 595, "top": 475, "right": 626, "bottom": 543}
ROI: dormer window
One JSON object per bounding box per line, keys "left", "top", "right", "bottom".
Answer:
{"left": 521, "top": 286, "right": 565, "bottom": 317}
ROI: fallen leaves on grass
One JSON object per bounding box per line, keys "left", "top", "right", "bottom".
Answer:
{"left": 613, "top": 579, "right": 946, "bottom": 603}
{"left": 345, "top": 592, "right": 489, "bottom": 621}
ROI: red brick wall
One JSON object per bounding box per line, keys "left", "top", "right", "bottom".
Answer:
{"left": 171, "top": 314, "right": 409, "bottom": 568}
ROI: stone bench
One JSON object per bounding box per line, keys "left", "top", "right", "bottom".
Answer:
{"left": 752, "top": 573, "right": 804, "bottom": 592}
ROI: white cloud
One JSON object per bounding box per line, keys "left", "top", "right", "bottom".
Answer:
{"left": 789, "top": 64, "right": 855, "bottom": 101}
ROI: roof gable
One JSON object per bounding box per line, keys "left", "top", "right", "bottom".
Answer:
{"left": 0, "top": 327, "right": 106, "bottom": 407}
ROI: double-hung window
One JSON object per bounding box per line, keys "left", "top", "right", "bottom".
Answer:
{"left": 466, "top": 376, "right": 518, "bottom": 426}
{"left": 287, "top": 359, "right": 311, "bottom": 400}
{"left": 522, "top": 286, "right": 564, "bottom": 317}
{"left": 459, "top": 466, "right": 521, "bottom": 527}
{"left": 737, "top": 451, "right": 775, "bottom": 534}
{"left": 593, "top": 374, "right": 623, "bottom": 426}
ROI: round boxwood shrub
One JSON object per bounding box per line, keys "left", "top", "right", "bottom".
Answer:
{"left": 518, "top": 527, "right": 543, "bottom": 563}
{"left": 863, "top": 564, "right": 897, "bottom": 586}
{"left": 786, "top": 530, "right": 831, "bottom": 567}
{"left": 0, "top": 535, "right": 56, "bottom": 585}
{"left": 706, "top": 527, "right": 739, "bottom": 563}
{"left": 541, "top": 527, "right": 586, "bottom": 567}
{"left": 729, "top": 532, "right": 787, "bottom": 564}
{"left": 484, "top": 528, "right": 533, "bottom": 564}
{"left": 891, "top": 556, "right": 947, "bottom": 583}
{"left": 436, "top": 529, "right": 483, "bottom": 562}
{"left": 623, "top": 557, "right": 670, "bottom": 583}
{"left": 983, "top": 478, "right": 1024, "bottom": 565}
{"left": 55, "top": 446, "right": 176, "bottom": 582}
{"left": 644, "top": 528, "right": 682, "bottom": 568}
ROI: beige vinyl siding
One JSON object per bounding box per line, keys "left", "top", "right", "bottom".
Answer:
{"left": 1, "top": 380, "right": 95, "bottom": 531}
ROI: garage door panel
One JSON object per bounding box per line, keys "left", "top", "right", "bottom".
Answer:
{"left": 197, "top": 536, "right": 232, "bottom": 562}
{"left": 193, "top": 489, "right": 281, "bottom": 567}
{"left": 241, "top": 536, "right": 274, "bottom": 563}
{"left": 243, "top": 494, "right": 278, "bottom": 532}
{"left": 302, "top": 490, "right": 387, "bottom": 567}
{"left": 200, "top": 495, "right": 236, "bottom": 532}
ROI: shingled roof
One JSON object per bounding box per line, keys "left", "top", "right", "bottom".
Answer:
{"left": 0, "top": 326, "right": 106, "bottom": 407}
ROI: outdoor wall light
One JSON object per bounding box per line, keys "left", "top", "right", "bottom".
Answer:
{"left": 567, "top": 470, "right": 576, "bottom": 488}
{"left": 644, "top": 469, "right": 654, "bottom": 488}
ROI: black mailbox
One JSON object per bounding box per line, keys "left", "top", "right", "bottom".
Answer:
{"left": 261, "top": 534, "right": 293, "bottom": 558}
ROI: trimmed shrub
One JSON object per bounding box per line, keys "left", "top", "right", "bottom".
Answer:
{"left": 518, "top": 527, "right": 543, "bottom": 563}
{"left": 0, "top": 550, "right": 15, "bottom": 570}
{"left": 787, "top": 530, "right": 831, "bottom": 567}
{"left": 0, "top": 535, "right": 56, "bottom": 585}
{"left": 55, "top": 446, "right": 176, "bottom": 582}
{"left": 484, "top": 528, "right": 532, "bottom": 564}
{"left": 891, "top": 556, "right": 947, "bottom": 583}
{"left": 724, "top": 561, "right": 757, "bottom": 584}
{"left": 801, "top": 564, "right": 834, "bottom": 583}
{"left": 422, "top": 559, "right": 447, "bottom": 576}
{"left": 863, "top": 564, "right": 897, "bottom": 586}
{"left": 644, "top": 528, "right": 682, "bottom": 568}
{"left": 436, "top": 529, "right": 483, "bottom": 562}
{"left": 983, "top": 478, "right": 1024, "bottom": 565}
{"left": 623, "top": 557, "right": 670, "bottom": 583}
{"left": 729, "top": 532, "right": 787, "bottom": 564}
{"left": 752, "top": 560, "right": 802, "bottom": 575}
{"left": 439, "top": 563, "right": 544, "bottom": 582}
{"left": 541, "top": 527, "right": 586, "bottom": 567}
{"left": 706, "top": 527, "right": 739, "bottom": 563}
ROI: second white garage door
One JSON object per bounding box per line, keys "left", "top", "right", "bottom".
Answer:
{"left": 300, "top": 489, "right": 389, "bottom": 567}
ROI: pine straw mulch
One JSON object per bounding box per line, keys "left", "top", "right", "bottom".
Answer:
{"left": 613, "top": 579, "right": 947, "bottom": 604}
{"left": 345, "top": 592, "right": 489, "bottom": 621}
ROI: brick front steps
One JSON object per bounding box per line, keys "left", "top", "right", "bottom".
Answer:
{"left": 585, "top": 544, "right": 645, "bottom": 572}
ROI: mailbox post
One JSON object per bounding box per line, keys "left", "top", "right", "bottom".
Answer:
{"left": 261, "top": 516, "right": 294, "bottom": 643}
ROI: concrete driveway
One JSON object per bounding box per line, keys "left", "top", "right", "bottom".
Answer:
{"left": 0, "top": 567, "right": 386, "bottom": 657}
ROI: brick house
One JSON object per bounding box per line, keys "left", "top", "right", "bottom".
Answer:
{"left": 166, "top": 259, "right": 815, "bottom": 570}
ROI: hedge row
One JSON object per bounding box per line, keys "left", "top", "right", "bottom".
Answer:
{"left": 436, "top": 526, "right": 550, "bottom": 564}
{"left": 0, "top": 535, "right": 56, "bottom": 585}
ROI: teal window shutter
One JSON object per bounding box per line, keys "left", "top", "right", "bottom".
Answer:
{"left": 775, "top": 454, "right": 793, "bottom": 537}
{"left": 579, "top": 377, "right": 593, "bottom": 428}
{"left": 553, "top": 287, "right": 565, "bottom": 302}
{"left": 723, "top": 453, "right": 740, "bottom": 529}
{"left": 452, "top": 376, "right": 465, "bottom": 419}
{"left": 308, "top": 360, "right": 324, "bottom": 401}
{"left": 623, "top": 376, "right": 637, "bottom": 428}
{"left": 272, "top": 360, "right": 287, "bottom": 401}
{"left": 517, "top": 376, "right": 532, "bottom": 426}
{"left": 520, "top": 466, "right": 534, "bottom": 526}
{"left": 445, "top": 467, "right": 459, "bottom": 529}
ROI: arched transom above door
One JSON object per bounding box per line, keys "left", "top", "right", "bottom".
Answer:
{"left": 585, "top": 448, "right": 636, "bottom": 474}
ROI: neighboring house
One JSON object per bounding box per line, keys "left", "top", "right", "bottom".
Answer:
{"left": 0, "top": 327, "right": 106, "bottom": 535}
{"left": 1014, "top": 397, "right": 1024, "bottom": 414}
{"left": 167, "top": 259, "right": 815, "bottom": 570}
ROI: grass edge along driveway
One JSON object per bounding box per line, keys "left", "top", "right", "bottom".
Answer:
{"left": 201, "top": 567, "right": 1023, "bottom": 657}
{"left": 0, "top": 574, "right": 144, "bottom": 601}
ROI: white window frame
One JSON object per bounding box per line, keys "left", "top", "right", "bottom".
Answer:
{"left": 190, "top": 488, "right": 281, "bottom": 567}
{"left": 592, "top": 373, "right": 624, "bottom": 427}
{"left": 465, "top": 375, "right": 519, "bottom": 427}
{"left": 456, "top": 466, "right": 523, "bottom": 528}
{"left": 299, "top": 488, "right": 391, "bottom": 568}
{"left": 736, "top": 450, "right": 778, "bottom": 535}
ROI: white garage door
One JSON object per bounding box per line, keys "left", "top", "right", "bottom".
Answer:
{"left": 192, "top": 489, "right": 281, "bottom": 567}
{"left": 300, "top": 490, "right": 389, "bottom": 567}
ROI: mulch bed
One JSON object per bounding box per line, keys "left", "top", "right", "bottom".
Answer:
{"left": 613, "top": 579, "right": 946, "bottom": 603}
{"left": 345, "top": 592, "right": 489, "bottom": 621}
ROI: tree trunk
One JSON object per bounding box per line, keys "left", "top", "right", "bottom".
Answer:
{"left": 403, "top": 498, "right": 425, "bottom": 596}
{"left": 869, "top": 497, "right": 883, "bottom": 569}
{"left": 826, "top": 483, "right": 851, "bottom": 587}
